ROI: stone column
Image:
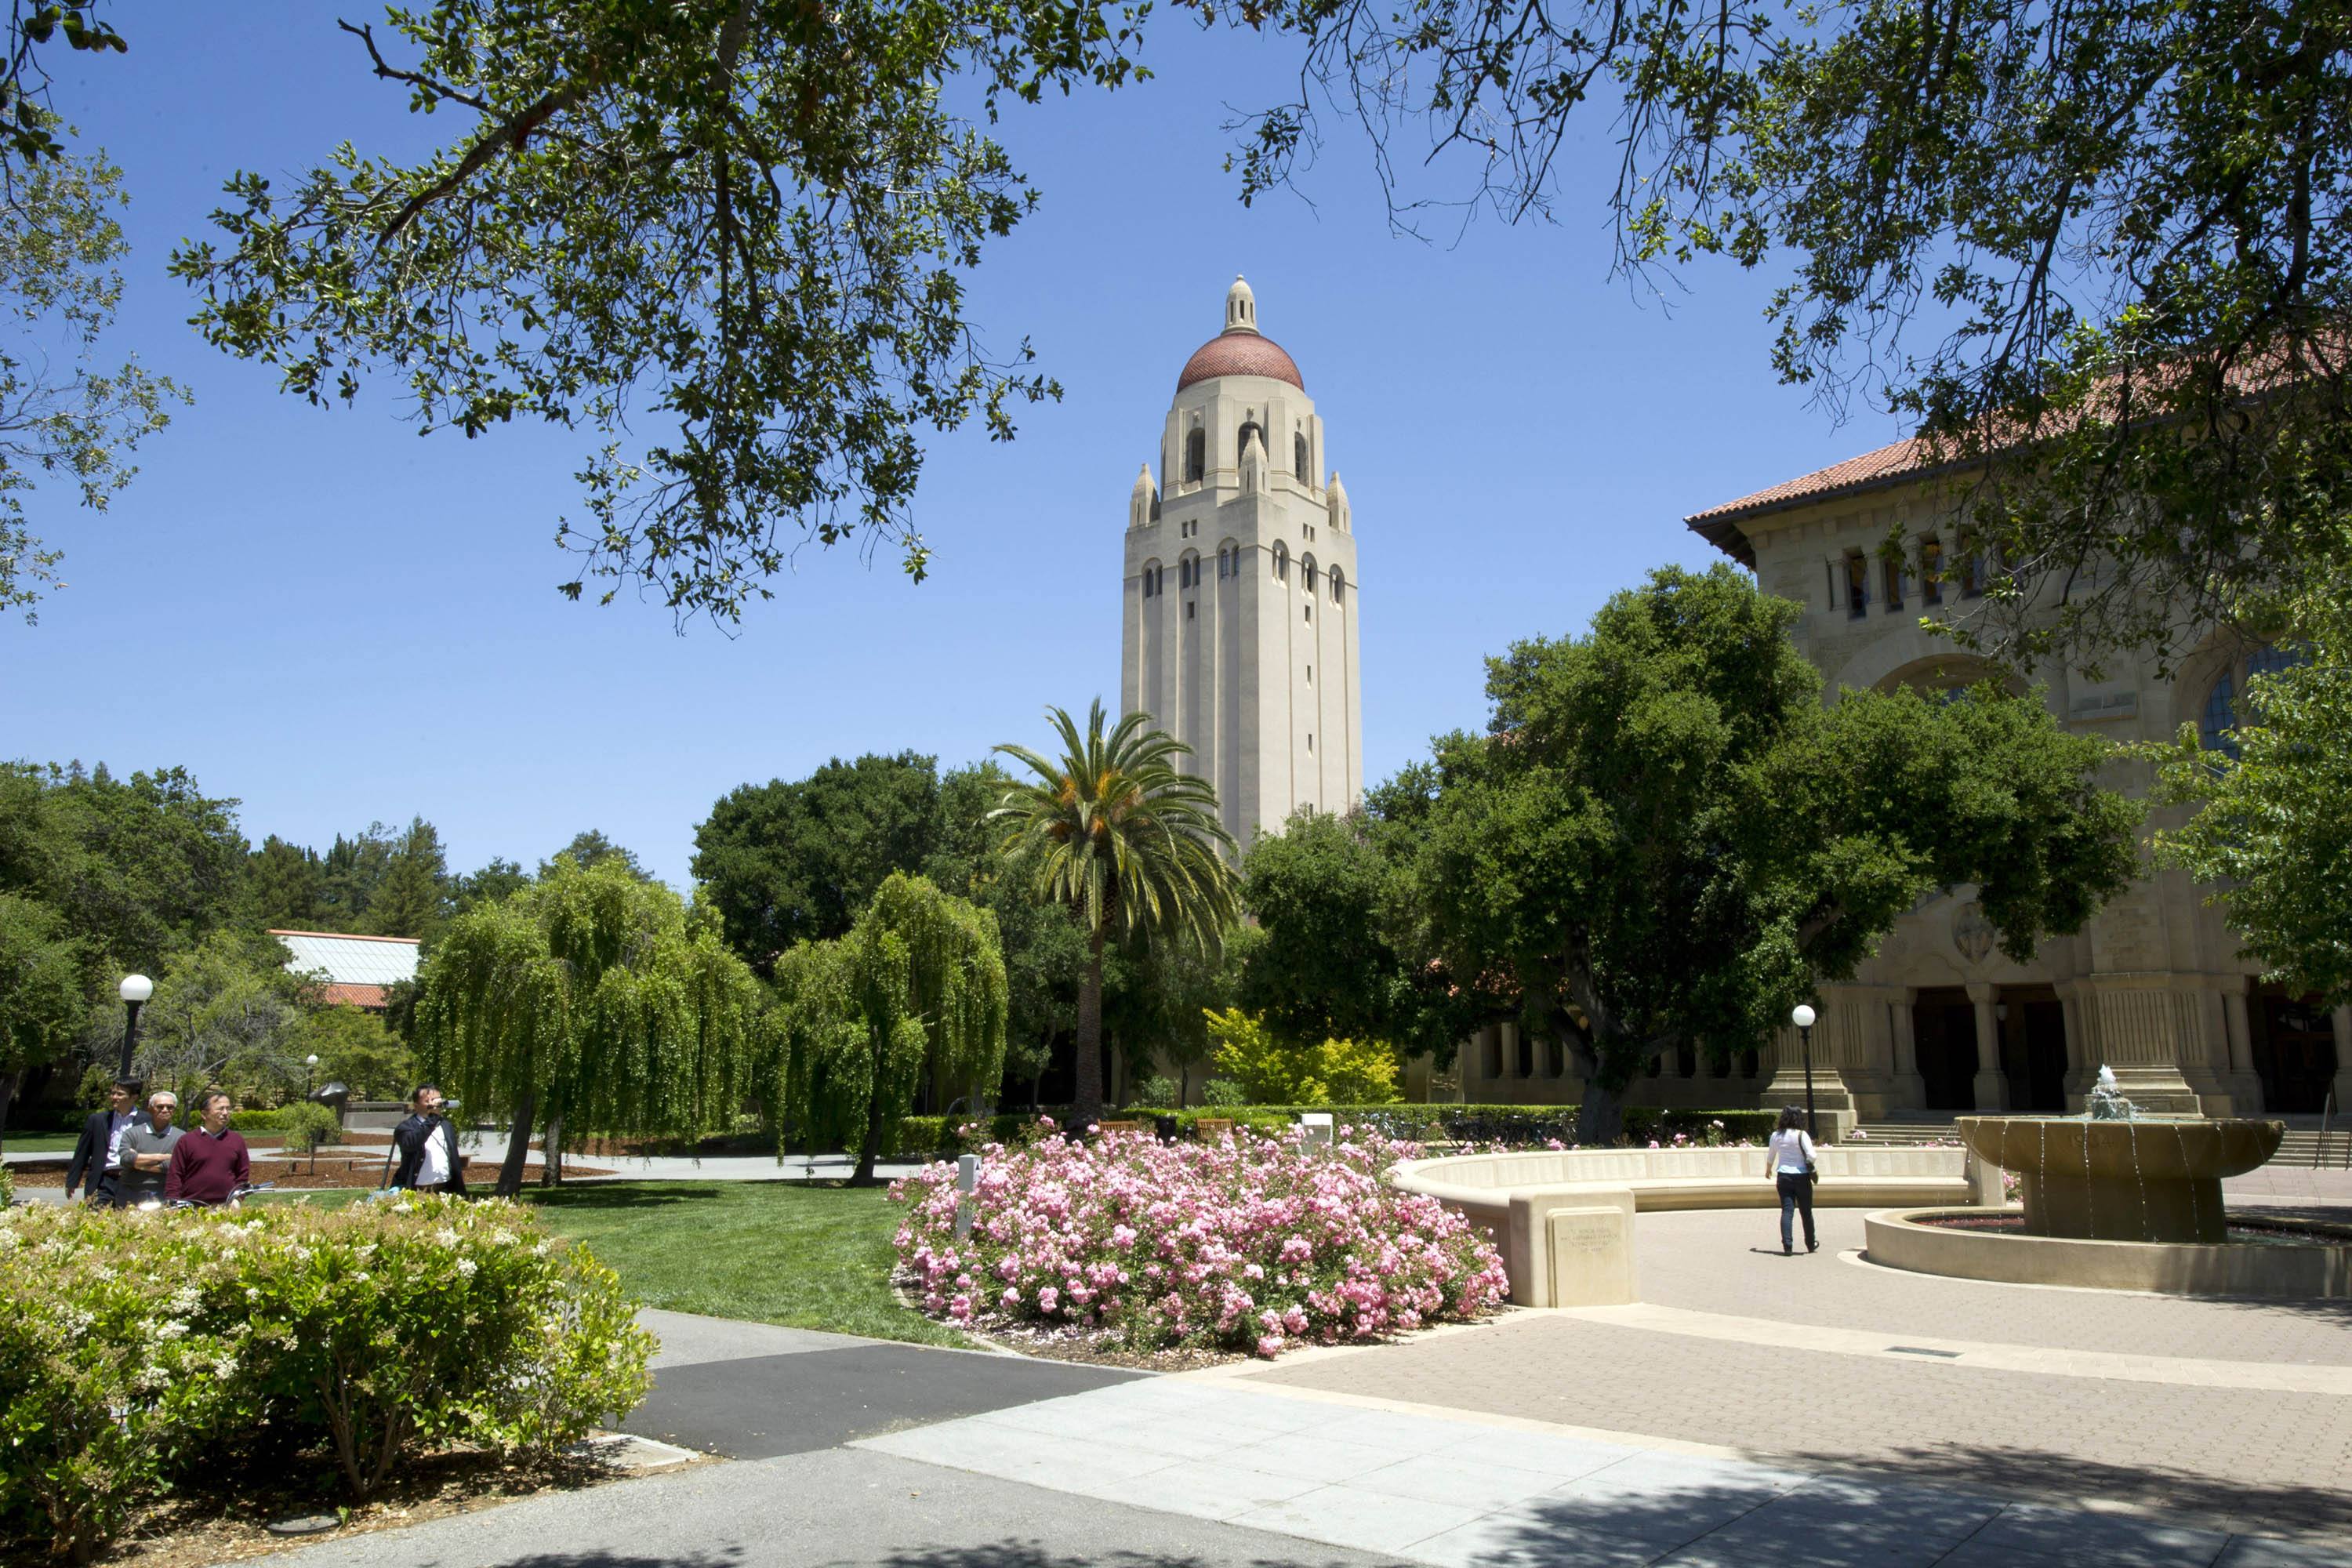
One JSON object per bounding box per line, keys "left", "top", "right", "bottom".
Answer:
{"left": 2074, "top": 978, "right": 2205, "bottom": 1114}
{"left": 1759, "top": 994, "right": 1858, "bottom": 1139}
{"left": 2213, "top": 984, "right": 2262, "bottom": 1114}
{"left": 1499, "top": 1022, "right": 1521, "bottom": 1098}
{"left": 1966, "top": 982, "right": 2009, "bottom": 1112}
{"left": 1891, "top": 993, "right": 1926, "bottom": 1111}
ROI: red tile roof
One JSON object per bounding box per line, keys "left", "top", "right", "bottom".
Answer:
{"left": 1685, "top": 436, "right": 1965, "bottom": 568}
{"left": 314, "top": 982, "right": 389, "bottom": 1009}
{"left": 1687, "top": 334, "right": 2347, "bottom": 562}
{"left": 1178, "top": 332, "right": 1305, "bottom": 391}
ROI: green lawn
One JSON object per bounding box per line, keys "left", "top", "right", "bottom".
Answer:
{"left": 2, "top": 1134, "right": 78, "bottom": 1154}
{"left": 255, "top": 1179, "right": 954, "bottom": 1347}
{"left": 528, "top": 1181, "right": 958, "bottom": 1346}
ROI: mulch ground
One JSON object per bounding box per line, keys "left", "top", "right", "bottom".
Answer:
{"left": 70, "top": 1442, "right": 697, "bottom": 1568}
{"left": 887, "top": 1275, "right": 1244, "bottom": 1370}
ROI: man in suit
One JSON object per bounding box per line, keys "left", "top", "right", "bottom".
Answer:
{"left": 65, "top": 1079, "right": 147, "bottom": 1206}
{"left": 390, "top": 1083, "right": 468, "bottom": 1196}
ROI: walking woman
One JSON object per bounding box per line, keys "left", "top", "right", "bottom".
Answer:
{"left": 1765, "top": 1105, "right": 1818, "bottom": 1255}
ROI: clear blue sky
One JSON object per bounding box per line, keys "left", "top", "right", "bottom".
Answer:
{"left": 0, "top": 5, "right": 1900, "bottom": 887}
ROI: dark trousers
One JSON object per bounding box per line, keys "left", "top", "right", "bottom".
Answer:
{"left": 1777, "top": 1171, "right": 1816, "bottom": 1252}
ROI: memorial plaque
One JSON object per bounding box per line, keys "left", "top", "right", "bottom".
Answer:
{"left": 1547, "top": 1205, "right": 1635, "bottom": 1305}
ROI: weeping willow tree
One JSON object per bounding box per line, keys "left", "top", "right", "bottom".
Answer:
{"left": 770, "top": 871, "right": 1006, "bottom": 1184}
{"left": 415, "top": 855, "right": 764, "bottom": 1196}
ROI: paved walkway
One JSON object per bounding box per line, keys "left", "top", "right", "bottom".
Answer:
{"left": 864, "top": 1374, "right": 2326, "bottom": 1566}
{"left": 269, "top": 1283, "right": 2341, "bottom": 1568}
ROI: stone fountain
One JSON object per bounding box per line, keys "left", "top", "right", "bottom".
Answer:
{"left": 1864, "top": 1066, "right": 2348, "bottom": 1296}
{"left": 1955, "top": 1109, "right": 2281, "bottom": 1245}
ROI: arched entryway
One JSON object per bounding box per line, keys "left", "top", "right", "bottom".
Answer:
{"left": 1997, "top": 985, "right": 2069, "bottom": 1112}
{"left": 1911, "top": 985, "right": 2068, "bottom": 1111}
{"left": 2252, "top": 987, "right": 2338, "bottom": 1113}
{"left": 1911, "top": 988, "right": 1979, "bottom": 1109}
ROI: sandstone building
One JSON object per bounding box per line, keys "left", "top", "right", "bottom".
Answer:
{"left": 1454, "top": 434, "right": 2350, "bottom": 1123}
{"left": 1121, "top": 278, "right": 1363, "bottom": 852}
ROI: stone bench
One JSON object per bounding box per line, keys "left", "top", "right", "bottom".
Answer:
{"left": 1389, "top": 1145, "right": 1972, "bottom": 1307}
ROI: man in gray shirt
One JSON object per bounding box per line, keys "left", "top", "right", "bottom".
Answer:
{"left": 114, "top": 1091, "right": 184, "bottom": 1207}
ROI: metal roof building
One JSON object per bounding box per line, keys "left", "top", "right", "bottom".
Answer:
{"left": 270, "top": 930, "right": 420, "bottom": 1009}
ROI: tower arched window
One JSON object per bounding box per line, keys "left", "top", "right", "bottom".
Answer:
{"left": 1294, "top": 432, "right": 1309, "bottom": 483}
{"left": 1330, "top": 567, "right": 1345, "bottom": 604}
{"left": 1184, "top": 428, "right": 1205, "bottom": 484}
{"left": 1272, "top": 542, "right": 1288, "bottom": 583}
{"left": 2199, "top": 672, "right": 2236, "bottom": 756}
{"left": 1301, "top": 553, "right": 1318, "bottom": 594}
{"left": 1238, "top": 420, "right": 1262, "bottom": 463}
{"left": 2200, "top": 643, "right": 2309, "bottom": 759}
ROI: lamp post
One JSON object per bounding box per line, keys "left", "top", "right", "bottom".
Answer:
{"left": 1791, "top": 1004, "right": 1818, "bottom": 1138}
{"left": 116, "top": 975, "right": 153, "bottom": 1080}
{"left": 303, "top": 1054, "right": 321, "bottom": 1175}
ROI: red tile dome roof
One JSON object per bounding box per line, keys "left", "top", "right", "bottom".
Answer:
{"left": 1177, "top": 331, "right": 1305, "bottom": 391}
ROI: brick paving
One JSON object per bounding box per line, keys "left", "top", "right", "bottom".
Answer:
{"left": 1637, "top": 1208, "right": 2352, "bottom": 1364}
{"left": 1243, "top": 1311, "right": 2352, "bottom": 1538}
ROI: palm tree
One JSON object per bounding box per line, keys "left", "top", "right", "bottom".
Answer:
{"left": 992, "top": 701, "right": 1238, "bottom": 1124}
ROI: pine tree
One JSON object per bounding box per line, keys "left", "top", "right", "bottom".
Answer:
{"left": 369, "top": 817, "right": 449, "bottom": 940}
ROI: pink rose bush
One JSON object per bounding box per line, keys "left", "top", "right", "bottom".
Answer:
{"left": 890, "top": 1123, "right": 1508, "bottom": 1357}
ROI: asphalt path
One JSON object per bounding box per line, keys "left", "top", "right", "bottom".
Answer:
{"left": 622, "top": 1312, "right": 1140, "bottom": 1461}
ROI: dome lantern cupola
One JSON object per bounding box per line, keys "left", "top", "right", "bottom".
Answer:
{"left": 1224, "top": 274, "right": 1259, "bottom": 334}
{"left": 1178, "top": 276, "right": 1305, "bottom": 391}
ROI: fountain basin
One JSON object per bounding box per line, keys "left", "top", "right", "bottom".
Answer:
{"left": 1864, "top": 1207, "right": 2352, "bottom": 1298}
{"left": 1956, "top": 1115, "right": 2283, "bottom": 1244}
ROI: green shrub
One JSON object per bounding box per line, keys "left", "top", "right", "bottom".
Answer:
{"left": 1203, "top": 1009, "right": 1403, "bottom": 1105}
{"left": 0, "top": 1165, "right": 12, "bottom": 1207}
{"left": 278, "top": 1102, "right": 343, "bottom": 1152}
{"left": 1199, "top": 1078, "right": 1247, "bottom": 1107}
{"left": 885, "top": 1103, "right": 1774, "bottom": 1158}
{"left": 227, "top": 1109, "right": 286, "bottom": 1134}
{"left": 0, "top": 1197, "right": 654, "bottom": 1558}
{"left": 1129, "top": 1076, "right": 1178, "bottom": 1107}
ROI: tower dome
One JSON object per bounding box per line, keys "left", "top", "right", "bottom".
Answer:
{"left": 1178, "top": 275, "right": 1305, "bottom": 391}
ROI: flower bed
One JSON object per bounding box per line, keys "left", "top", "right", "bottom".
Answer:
{"left": 0, "top": 1196, "right": 652, "bottom": 1561}
{"left": 890, "top": 1123, "right": 1508, "bottom": 1358}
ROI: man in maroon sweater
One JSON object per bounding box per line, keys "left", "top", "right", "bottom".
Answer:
{"left": 165, "top": 1090, "right": 251, "bottom": 1205}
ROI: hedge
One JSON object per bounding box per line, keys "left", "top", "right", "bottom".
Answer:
{"left": 888, "top": 1105, "right": 1777, "bottom": 1157}
{"left": 0, "top": 1196, "right": 653, "bottom": 1560}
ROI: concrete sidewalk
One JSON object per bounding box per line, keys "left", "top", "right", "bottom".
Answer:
{"left": 859, "top": 1374, "right": 2332, "bottom": 1566}
{"left": 452, "top": 1134, "right": 929, "bottom": 1184}
{"left": 259, "top": 1304, "right": 2336, "bottom": 1568}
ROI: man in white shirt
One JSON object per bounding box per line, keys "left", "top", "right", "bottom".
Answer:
{"left": 1763, "top": 1107, "right": 1819, "bottom": 1255}
{"left": 66, "top": 1080, "right": 150, "bottom": 1206}
{"left": 390, "top": 1084, "right": 467, "bottom": 1196}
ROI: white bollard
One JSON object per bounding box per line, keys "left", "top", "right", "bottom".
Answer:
{"left": 1298, "top": 1112, "right": 1334, "bottom": 1152}
{"left": 955, "top": 1152, "right": 980, "bottom": 1240}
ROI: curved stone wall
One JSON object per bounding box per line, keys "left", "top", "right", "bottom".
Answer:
{"left": 1388, "top": 1145, "right": 1969, "bottom": 1306}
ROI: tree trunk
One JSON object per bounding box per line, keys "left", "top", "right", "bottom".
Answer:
{"left": 0, "top": 1069, "right": 16, "bottom": 1158}
{"left": 495, "top": 1089, "right": 536, "bottom": 1198}
{"left": 1574, "top": 1080, "right": 1626, "bottom": 1146}
{"left": 1072, "top": 929, "right": 1106, "bottom": 1128}
{"left": 539, "top": 1112, "right": 564, "bottom": 1186}
{"left": 851, "top": 1109, "right": 882, "bottom": 1186}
